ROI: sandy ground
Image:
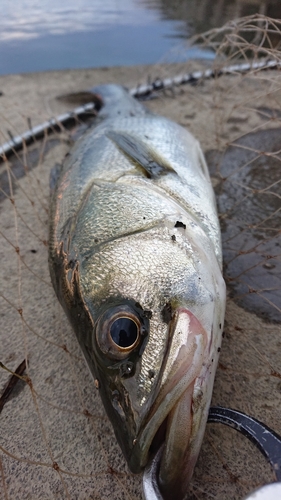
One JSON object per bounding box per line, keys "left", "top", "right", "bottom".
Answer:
{"left": 0, "top": 63, "right": 280, "bottom": 500}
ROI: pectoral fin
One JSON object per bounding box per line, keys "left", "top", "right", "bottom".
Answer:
{"left": 107, "top": 130, "right": 176, "bottom": 179}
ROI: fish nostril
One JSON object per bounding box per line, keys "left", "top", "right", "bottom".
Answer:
{"left": 174, "top": 221, "right": 186, "bottom": 229}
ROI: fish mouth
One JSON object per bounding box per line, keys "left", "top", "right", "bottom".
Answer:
{"left": 131, "top": 309, "right": 209, "bottom": 499}
{"left": 149, "top": 383, "right": 198, "bottom": 500}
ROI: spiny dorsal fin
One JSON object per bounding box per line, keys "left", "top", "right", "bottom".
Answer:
{"left": 107, "top": 130, "right": 176, "bottom": 179}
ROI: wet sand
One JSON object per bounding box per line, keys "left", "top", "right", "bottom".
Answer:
{"left": 0, "top": 64, "right": 280, "bottom": 500}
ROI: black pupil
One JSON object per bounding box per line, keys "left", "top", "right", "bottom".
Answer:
{"left": 110, "top": 318, "right": 138, "bottom": 348}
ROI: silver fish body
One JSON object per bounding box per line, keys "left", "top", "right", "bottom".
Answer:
{"left": 49, "top": 84, "right": 226, "bottom": 499}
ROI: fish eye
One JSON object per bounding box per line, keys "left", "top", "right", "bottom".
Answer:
{"left": 110, "top": 317, "right": 139, "bottom": 348}
{"left": 95, "top": 305, "right": 143, "bottom": 360}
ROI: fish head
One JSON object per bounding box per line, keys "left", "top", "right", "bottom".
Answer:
{"left": 68, "top": 213, "right": 225, "bottom": 499}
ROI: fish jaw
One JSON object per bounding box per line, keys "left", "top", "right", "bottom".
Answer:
{"left": 110, "top": 307, "right": 212, "bottom": 500}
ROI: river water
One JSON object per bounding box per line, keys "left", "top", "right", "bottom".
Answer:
{"left": 0, "top": 0, "right": 185, "bottom": 74}
{"left": 1, "top": 0, "right": 280, "bottom": 75}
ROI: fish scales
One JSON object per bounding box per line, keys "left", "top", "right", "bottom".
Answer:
{"left": 49, "top": 84, "right": 226, "bottom": 500}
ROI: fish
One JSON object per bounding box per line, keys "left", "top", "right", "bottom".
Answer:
{"left": 48, "top": 84, "right": 226, "bottom": 500}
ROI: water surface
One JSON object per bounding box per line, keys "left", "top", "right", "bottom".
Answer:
{"left": 2, "top": 0, "right": 281, "bottom": 75}
{"left": 0, "top": 0, "right": 191, "bottom": 74}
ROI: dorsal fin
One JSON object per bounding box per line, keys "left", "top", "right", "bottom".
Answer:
{"left": 107, "top": 130, "right": 176, "bottom": 179}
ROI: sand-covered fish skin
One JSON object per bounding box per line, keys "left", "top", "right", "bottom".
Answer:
{"left": 48, "top": 84, "right": 226, "bottom": 499}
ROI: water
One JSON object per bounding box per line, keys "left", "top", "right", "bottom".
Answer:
{"left": 2, "top": 0, "right": 281, "bottom": 75}
{"left": 0, "top": 0, "right": 281, "bottom": 74}
{"left": 0, "top": 0, "right": 200, "bottom": 75}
